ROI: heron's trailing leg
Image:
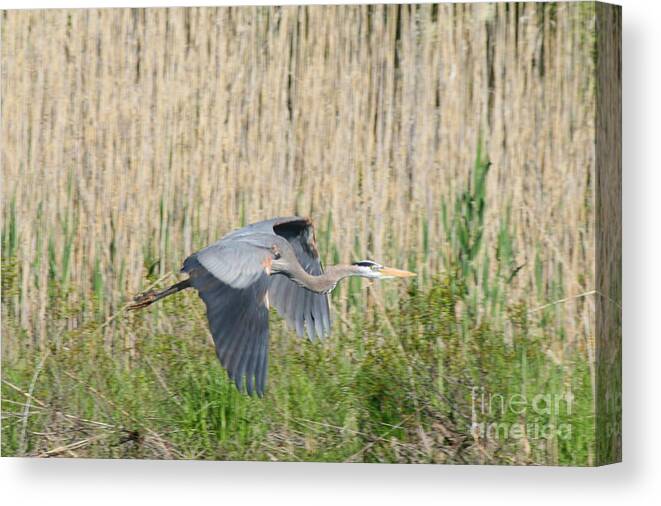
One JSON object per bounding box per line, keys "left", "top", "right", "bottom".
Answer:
{"left": 128, "top": 278, "right": 192, "bottom": 310}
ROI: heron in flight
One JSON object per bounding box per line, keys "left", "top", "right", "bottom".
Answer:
{"left": 128, "top": 217, "right": 415, "bottom": 396}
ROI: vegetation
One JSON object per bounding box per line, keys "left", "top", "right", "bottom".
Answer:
{"left": 2, "top": 146, "right": 595, "bottom": 464}
{"left": 2, "top": 4, "right": 599, "bottom": 464}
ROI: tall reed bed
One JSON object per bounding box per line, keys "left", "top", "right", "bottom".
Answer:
{"left": 2, "top": 3, "right": 596, "bottom": 357}
{"left": 1, "top": 149, "right": 595, "bottom": 464}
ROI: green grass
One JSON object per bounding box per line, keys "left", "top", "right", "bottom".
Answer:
{"left": 1, "top": 273, "right": 594, "bottom": 464}
{"left": 1, "top": 146, "right": 595, "bottom": 464}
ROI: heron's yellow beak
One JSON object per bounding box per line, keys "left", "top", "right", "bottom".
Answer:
{"left": 378, "top": 266, "right": 416, "bottom": 278}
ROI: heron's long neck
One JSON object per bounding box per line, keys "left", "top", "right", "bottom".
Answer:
{"left": 286, "top": 264, "right": 362, "bottom": 294}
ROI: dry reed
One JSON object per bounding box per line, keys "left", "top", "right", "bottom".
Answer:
{"left": 1, "top": 4, "right": 596, "bottom": 355}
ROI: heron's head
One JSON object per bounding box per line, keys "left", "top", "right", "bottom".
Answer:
{"left": 351, "top": 260, "right": 416, "bottom": 280}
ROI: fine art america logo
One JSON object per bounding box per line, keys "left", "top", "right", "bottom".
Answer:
{"left": 470, "top": 386, "right": 575, "bottom": 441}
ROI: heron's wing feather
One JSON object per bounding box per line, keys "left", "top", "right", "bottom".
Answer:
{"left": 183, "top": 257, "right": 270, "bottom": 396}
{"left": 268, "top": 275, "right": 331, "bottom": 341}
{"left": 194, "top": 238, "right": 272, "bottom": 289}
{"left": 268, "top": 218, "right": 332, "bottom": 340}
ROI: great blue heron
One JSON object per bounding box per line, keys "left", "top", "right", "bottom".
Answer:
{"left": 128, "top": 216, "right": 415, "bottom": 396}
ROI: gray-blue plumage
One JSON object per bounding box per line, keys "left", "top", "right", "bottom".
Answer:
{"left": 182, "top": 217, "right": 331, "bottom": 396}
{"left": 128, "top": 216, "right": 415, "bottom": 396}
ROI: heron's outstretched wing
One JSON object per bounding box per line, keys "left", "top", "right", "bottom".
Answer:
{"left": 193, "top": 239, "right": 271, "bottom": 289}
{"left": 268, "top": 218, "right": 332, "bottom": 341}
{"left": 182, "top": 254, "right": 271, "bottom": 396}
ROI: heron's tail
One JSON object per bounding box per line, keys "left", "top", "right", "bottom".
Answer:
{"left": 127, "top": 278, "right": 192, "bottom": 311}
